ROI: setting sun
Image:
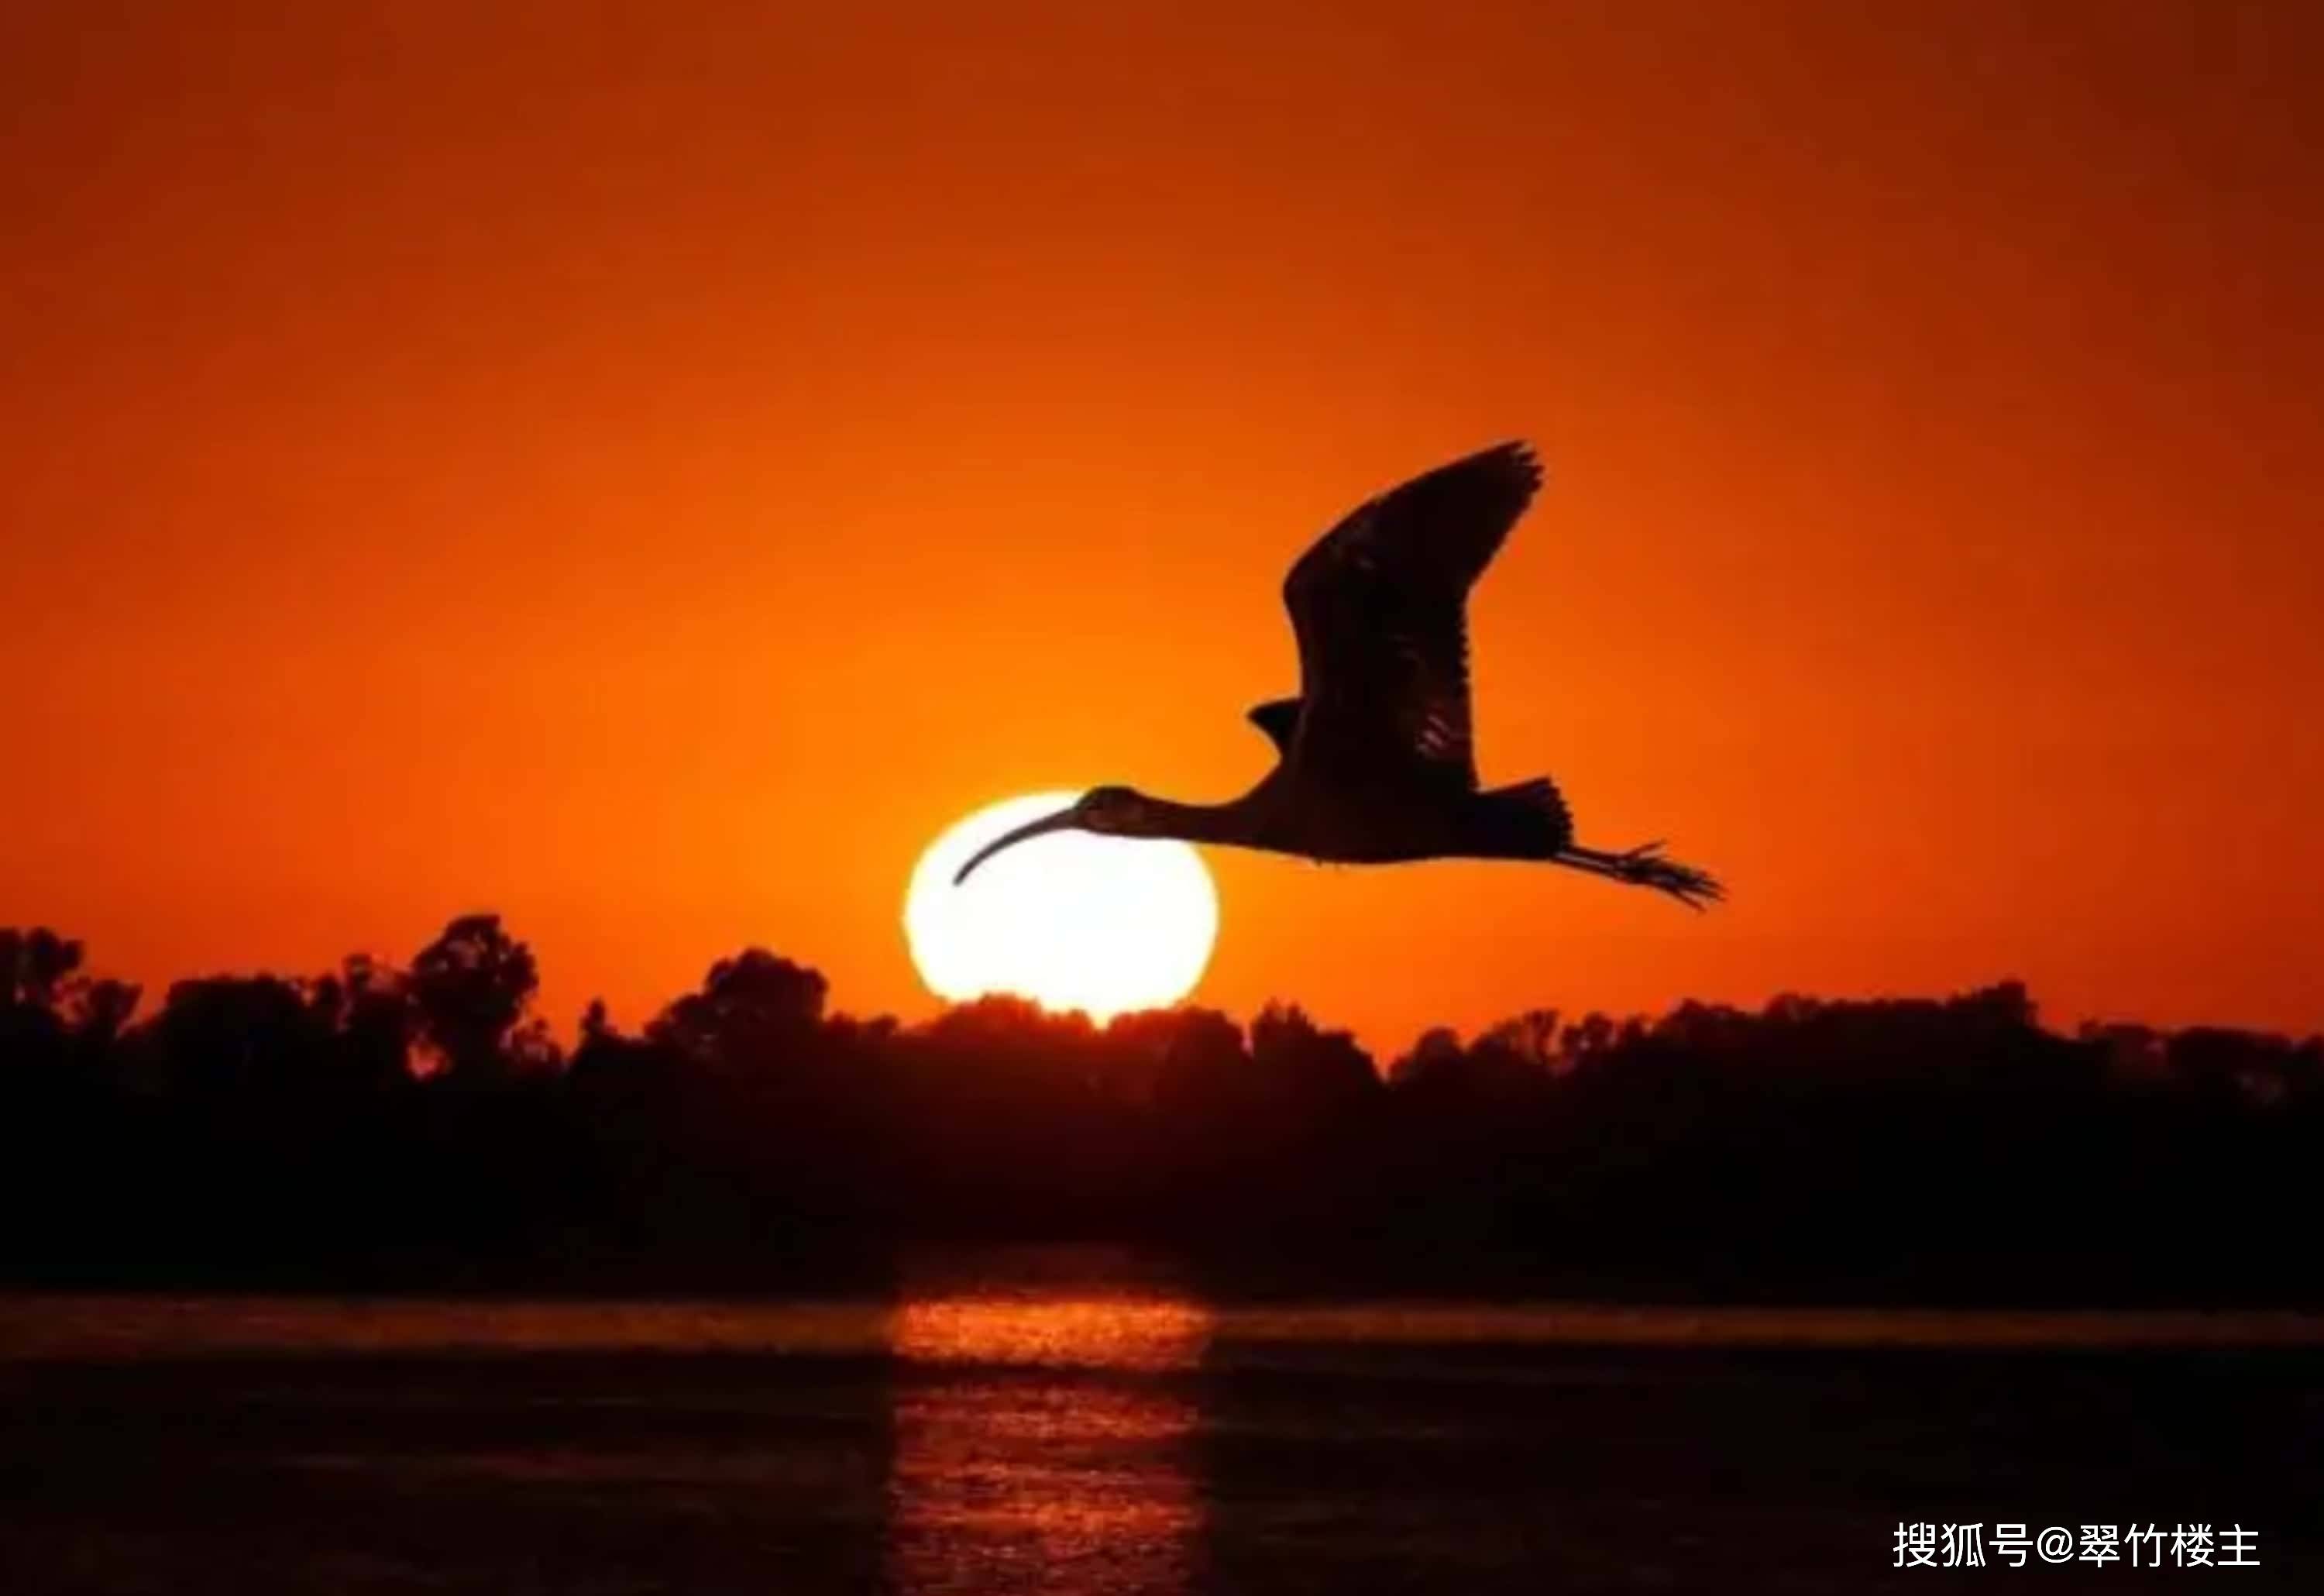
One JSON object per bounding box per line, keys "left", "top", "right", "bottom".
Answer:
{"left": 903, "top": 792, "right": 1219, "bottom": 1021}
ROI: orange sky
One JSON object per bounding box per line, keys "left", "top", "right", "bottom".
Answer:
{"left": 5, "top": 2, "right": 2320, "bottom": 1054}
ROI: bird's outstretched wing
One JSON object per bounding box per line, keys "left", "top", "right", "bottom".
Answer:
{"left": 1281, "top": 442, "right": 1543, "bottom": 791}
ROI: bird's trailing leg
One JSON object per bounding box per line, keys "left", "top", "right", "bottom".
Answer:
{"left": 1556, "top": 841, "right": 1724, "bottom": 910}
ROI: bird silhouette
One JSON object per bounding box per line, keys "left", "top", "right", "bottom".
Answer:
{"left": 954, "top": 443, "right": 1723, "bottom": 908}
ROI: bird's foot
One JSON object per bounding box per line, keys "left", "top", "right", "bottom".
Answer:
{"left": 1609, "top": 841, "right": 1725, "bottom": 910}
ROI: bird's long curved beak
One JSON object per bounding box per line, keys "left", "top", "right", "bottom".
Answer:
{"left": 953, "top": 807, "right": 1081, "bottom": 886}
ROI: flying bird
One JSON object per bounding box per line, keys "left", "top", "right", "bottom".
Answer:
{"left": 954, "top": 443, "right": 1723, "bottom": 908}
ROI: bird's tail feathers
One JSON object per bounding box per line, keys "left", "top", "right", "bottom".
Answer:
{"left": 1473, "top": 777, "right": 1574, "bottom": 858}
{"left": 1481, "top": 776, "right": 1569, "bottom": 823}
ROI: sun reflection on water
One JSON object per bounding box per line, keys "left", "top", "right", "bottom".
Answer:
{"left": 883, "top": 1290, "right": 1213, "bottom": 1595}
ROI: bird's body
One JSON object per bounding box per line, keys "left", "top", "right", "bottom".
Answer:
{"left": 1155, "top": 761, "right": 1563, "bottom": 866}
{"left": 955, "top": 442, "right": 1722, "bottom": 908}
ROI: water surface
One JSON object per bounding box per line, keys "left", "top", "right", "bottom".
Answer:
{"left": 2, "top": 1286, "right": 2315, "bottom": 1592}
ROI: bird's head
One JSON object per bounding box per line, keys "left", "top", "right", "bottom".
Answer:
{"left": 951, "top": 786, "right": 1160, "bottom": 885}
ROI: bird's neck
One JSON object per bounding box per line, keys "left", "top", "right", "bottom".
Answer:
{"left": 1136, "top": 795, "right": 1245, "bottom": 845}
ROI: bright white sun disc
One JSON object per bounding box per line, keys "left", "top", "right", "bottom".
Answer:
{"left": 904, "top": 791, "right": 1219, "bottom": 1021}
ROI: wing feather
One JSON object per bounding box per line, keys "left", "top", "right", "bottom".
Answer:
{"left": 1246, "top": 697, "right": 1303, "bottom": 756}
{"left": 1281, "top": 442, "right": 1543, "bottom": 791}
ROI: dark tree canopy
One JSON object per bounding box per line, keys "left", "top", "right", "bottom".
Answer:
{"left": 0, "top": 918, "right": 2316, "bottom": 1303}
{"left": 409, "top": 913, "right": 541, "bottom": 1078}
{"left": 647, "top": 949, "right": 828, "bottom": 1069}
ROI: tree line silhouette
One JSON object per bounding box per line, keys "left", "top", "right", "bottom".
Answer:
{"left": 3, "top": 918, "right": 2316, "bottom": 1302}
